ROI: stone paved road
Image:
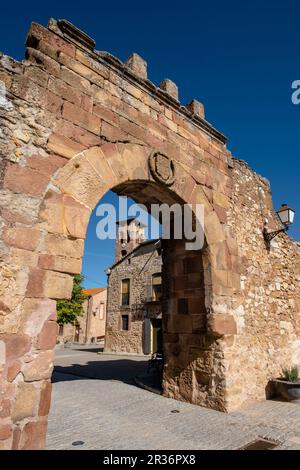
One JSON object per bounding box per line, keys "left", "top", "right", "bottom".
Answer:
{"left": 46, "top": 347, "right": 300, "bottom": 450}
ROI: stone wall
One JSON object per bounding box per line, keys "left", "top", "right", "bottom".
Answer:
{"left": 224, "top": 159, "right": 300, "bottom": 410}
{"left": 105, "top": 243, "right": 162, "bottom": 354}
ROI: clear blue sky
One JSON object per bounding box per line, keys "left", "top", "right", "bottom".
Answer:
{"left": 1, "top": 1, "right": 299, "bottom": 287}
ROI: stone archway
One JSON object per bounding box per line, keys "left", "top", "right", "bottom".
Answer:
{"left": 2, "top": 18, "right": 299, "bottom": 451}
{"left": 1, "top": 139, "right": 237, "bottom": 449}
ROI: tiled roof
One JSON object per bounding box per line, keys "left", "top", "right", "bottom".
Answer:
{"left": 83, "top": 287, "right": 107, "bottom": 296}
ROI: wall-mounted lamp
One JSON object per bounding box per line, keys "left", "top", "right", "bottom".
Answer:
{"left": 263, "top": 204, "right": 295, "bottom": 244}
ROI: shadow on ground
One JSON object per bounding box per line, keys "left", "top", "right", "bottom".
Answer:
{"left": 52, "top": 358, "right": 149, "bottom": 386}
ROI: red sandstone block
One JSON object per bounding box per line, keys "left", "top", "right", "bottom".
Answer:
{"left": 93, "top": 102, "right": 119, "bottom": 125}
{"left": 58, "top": 51, "right": 104, "bottom": 88}
{"left": 54, "top": 119, "right": 102, "bottom": 147}
{"left": 60, "top": 66, "right": 92, "bottom": 95}
{"left": 24, "top": 65, "right": 49, "bottom": 88}
{"left": 38, "top": 254, "right": 82, "bottom": 274}
{"left": 25, "top": 47, "right": 60, "bottom": 78}
{"left": 38, "top": 381, "right": 52, "bottom": 416}
{"left": 62, "top": 101, "right": 101, "bottom": 134}
{"left": 26, "top": 268, "right": 73, "bottom": 299}
{"left": 47, "top": 132, "right": 85, "bottom": 159}
{"left": 3, "top": 227, "right": 40, "bottom": 251}
{"left": 48, "top": 76, "right": 82, "bottom": 105}
{"left": 45, "top": 90, "right": 63, "bottom": 115}
{"left": 81, "top": 94, "right": 93, "bottom": 113}
{"left": 0, "top": 424, "right": 12, "bottom": 441}
{"left": 18, "top": 419, "right": 47, "bottom": 450}
{"left": 213, "top": 204, "right": 228, "bottom": 224}
{"left": 37, "top": 321, "right": 58, "bottom": 350}
{"left": 0, "top": 399, "right": 11, "bottom": 419}
{"left": 0, "top": 334, "right": 31, "bottom": 360}
{"left": 6, "top": 361, "right": 21, "bottom": 382}
{"left": 26, "top": 22, "right": 75, "bottom": 58}
{"left": 75, "top": 49, "right": 110, "bottom": 79}
{"left": 0, "top": 209, "right": 33, "bottom": 226}
{"left": 3, "top": 164, "right": 49, "bottom": 196}
{"left": 26, "top": 153, "right": 67, "bottom": 176}
{"left": 101, "top": 120, "right": 128, "bottom": 142}
{"left": 208, "top": 314, "right": 237, "bottom": 336}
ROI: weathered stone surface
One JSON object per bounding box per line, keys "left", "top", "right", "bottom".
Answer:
{"left": 26, "top": 268, "right": 73, "bottom": 299}
{"left": 3, "top": 227, "right": 40, "bottom": 251}
{"left": 0, "top": 424, "right": 12, "bottom": 440}
{"left": 21, "top": 351, "right": 53, "bottom": 381}
{"left": 47, "top": 132, "right": 85, "bottom": 158}
{"left": 11, "top": 382, "right": 38, "bottom": 422}
{"left": 37, "top": 321, "right": 58, "bottom": 350}
{"left": 39, "top": 191, "right": 91, "bottom": 239}
{"left": 208, "top": 314, "right": 237, "bottom": 336}
{"left": 22, "top": 298, "right": 57, "bottom": 337}
{"left": 125, "top": 53, "right": 147, "bottom": 80}
{"left": 38, "top": 254, "right": 81, "bottom": 274}
{"left": 186, "top": 99, "right": 205, "bottom": 119}
{"left": 0, "top": 334, "right": 31, "bottom": 360}
{"left": 18, "top": 419, "right": 47, "bottom": 450}
{"left": 4, "top": 164, "right": 49, "bottom": 196}
{"left": 159, "top": 79, "right": 179, "bottom": 101}
{"left": 7, "top": 361, "right": 21, "bottom": 382}
{"left": 38, "top": 381, "right": 52, "bottom": 416}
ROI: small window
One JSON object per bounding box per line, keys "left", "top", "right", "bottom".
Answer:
{"left": 152, "top": 273, "right": 162, "bottom": 301}
{"left": 121, "top": 279, "right": 130, "bottom": 306}
{"left": 121, "top": 249, "right": 127, "bottom": 257}
{"left": 58, "top": 324, "right": 64, "bottom": 336}
{"left": 99, "top": 303, "right": 104, "bottom": 320}
{"left": 121, "top": 314, "right": 129, "bottom": 331}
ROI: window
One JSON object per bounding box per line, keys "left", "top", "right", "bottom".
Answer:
{"left": 58, "top": 324, "right": 64, "bottom": 336}
{"left": 152, "top": 273, "right": 162, "bottom": 301}
{"left": 121, "top": 279, "right": 130, "bottom": 306}
{"left": 122, "top": 314, "right": 129, "bottom": 331}
{"left": 99, "top": 303, "right": 105, "bottom": 320}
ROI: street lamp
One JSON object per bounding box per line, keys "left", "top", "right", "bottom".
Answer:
{"left": 263, "top": 204, "right": 295, "bottom": 244}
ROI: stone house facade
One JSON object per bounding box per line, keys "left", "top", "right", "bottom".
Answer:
{"left": 0, "top": 18, "right": 299, "bottom": 449}
{"left": 105, "top": 220, "right": 162, "bottom": 355}
{"left": 57, "top": 287, "right": 107, "bottom": 344}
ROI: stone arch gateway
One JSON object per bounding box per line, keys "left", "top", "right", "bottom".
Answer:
{"left": 0, "top": 19, "right": 300, "bottom": 449}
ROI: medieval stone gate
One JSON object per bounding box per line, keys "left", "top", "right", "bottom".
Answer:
{"left": 0, "top": 19, "right": 299, "bottom": 450}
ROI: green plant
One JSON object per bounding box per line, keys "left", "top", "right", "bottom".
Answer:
{"left": 57, "top": 274, "right": 86, "bottom": 325}
{"left": 281, "top": 366, "right": 299, "bottom": 382}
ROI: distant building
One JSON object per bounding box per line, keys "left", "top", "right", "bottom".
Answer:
{"left": 105, "top": 219, "right": 163, "bottom": 355}
{"left": 57, "top": 287, "right": 107, "bottom": 344}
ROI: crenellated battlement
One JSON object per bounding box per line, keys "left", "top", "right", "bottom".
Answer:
{"left": 25, "top": 18, "right": 227, "bottom": 145}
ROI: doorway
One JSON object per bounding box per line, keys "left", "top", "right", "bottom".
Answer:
{"left": 151, "top": 318, "right": 163, "bottom": 354}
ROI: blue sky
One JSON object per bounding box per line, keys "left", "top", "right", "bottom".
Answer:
{"left": 1, "top": 1, "right": 299, "bottom": 287}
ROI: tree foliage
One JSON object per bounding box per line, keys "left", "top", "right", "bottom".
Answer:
{"left": 57, "top": 274, "right": 86, "bottom": 325}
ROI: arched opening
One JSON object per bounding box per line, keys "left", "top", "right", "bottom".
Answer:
{"left": 2, "top": 141, "right": 236, "bottom": 450}
{"left": 49, "top": 165, "right": 226, "bottom": 414}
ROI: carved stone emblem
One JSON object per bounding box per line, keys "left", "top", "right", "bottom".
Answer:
{"left": 148, "top": 151, "right": 175, "bottom": 186}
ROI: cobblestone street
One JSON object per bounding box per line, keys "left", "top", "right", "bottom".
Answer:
{"left": 46, "top": 347, "right": 300, "bottom": 450}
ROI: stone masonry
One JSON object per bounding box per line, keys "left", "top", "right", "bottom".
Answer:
{"left": 0, "top": 18, "right": 299, "bottom": 449}
{"left": 105, "top": 238, "right": 162, "bottom": 355}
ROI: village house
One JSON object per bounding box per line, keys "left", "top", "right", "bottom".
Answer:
{"left": 58, "top": 287, "right": 107, "bottom": 344}
{"left": 105, "top": 219, "right": 163, "bottom": 355}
